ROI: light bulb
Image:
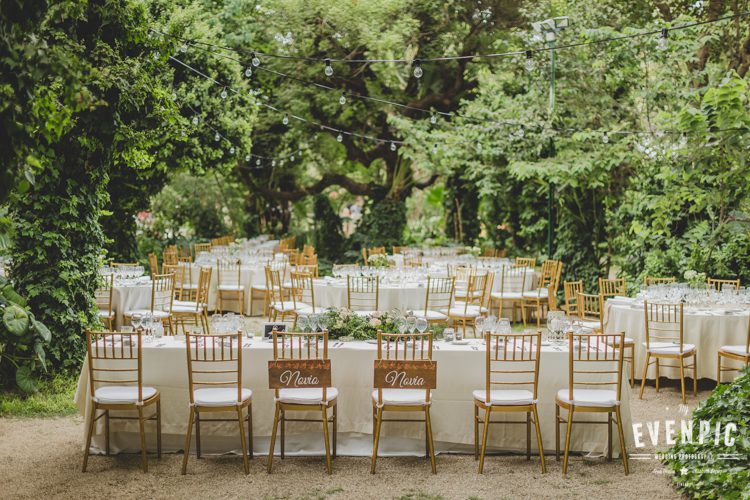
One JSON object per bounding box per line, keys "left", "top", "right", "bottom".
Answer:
{"left": 339, "top": 94, "right": 346, "bottom": 105}
{"left": 220, "top": 88, "right": 228, "bottom": 99}
{"left": 272, "top": 160, "right": 276, "bottom": 166}
{"left": 476, "top": 141, "right": 482, "bottom": 152}
{"left": 282, "top": 114, "right": 289, "bottom": 125}
{"left": 245, "top": 154, "right": 251, "bottom": 161}
{"left": 390, "top": 142, "right": 397, "bottom": 151}
{"left": 180, "top": 43, "right": 188, "bottom": 53}
{"left": 336, "top": 132, "right": 343, "bottom": 142}
{"left": 430, "top": 114, "right": 437, "bottom": 125}
{"left": 432, "top": 144, "right": 438, "bottom": 154}
{"left": 256, "top": 159, "right": 261, "bottom": 166}
{"left": 148, "top": 31, "right": 153, "bottom": 39}
{"left": 658, "top": 28, "right": 668, "bottom": 51}
{"left": 516, "top": 126, "right": 525, "bottom": 138}
{"left": 192, "top": 116, "right": 199, "bottom": 125}
{"left": 229, "top": 146, "right": 235, "bottom": 154}
{"left": 525, "top": 50, "right": 535, "bottom": 71}
{"left": 324, "top": 58, "right": 333, "bottom": 77}
{"left": 214, "top": 132, "right": 220, "bottom": 142}
{"left": 245, "top": 67, "right": 252, "bottom": 78}
{"left": 290, "top": 155, "right": 294, "bottom": 161}
{"left": 251, "top": 52, "right": 261, "bottom": 66}
{"left": 413, "top": 59, "right": 423, "bottom": 78}
{"left": 154, "top": 51, "right": 160, "bottom": 59}
{"left": 602, "top": 132, "right": 609, "bottom": 143}
{"left": 171, "top": 92, "right": 177, "bottom": 101}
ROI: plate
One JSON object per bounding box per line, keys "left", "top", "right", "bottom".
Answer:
{"left": 451, "top": 340, "right": 471, "bottom": 345}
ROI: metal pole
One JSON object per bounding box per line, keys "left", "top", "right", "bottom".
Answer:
{"left": 546, "top": 39, "right": 556, "bottom": 258}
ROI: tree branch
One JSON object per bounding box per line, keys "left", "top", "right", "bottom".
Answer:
{"left": 243, "top": 170, "right": 381, "bottom": 201}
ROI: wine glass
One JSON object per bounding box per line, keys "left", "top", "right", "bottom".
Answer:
{"left": 298, "top": 315, "right": 310, "bottom": 332}
{"left": 398, "top": 318, "right": 408, "bottom": 335}
{"left": 309, "top": 314, "right": 320, "bottom": 332}
{"left": 475, "top": 316, "right": 485, "bottom": 336}
{"left": 406, "top": 316, "right": 417, "bottom": 333}
{"left": 416, "top": 317, "right": 428, "bottom": 334}
{"left": 131, "top": 313, "right": 143, "bottom": 331}
{"left": 497, "top": 317, "right": 512, "bottom": 335}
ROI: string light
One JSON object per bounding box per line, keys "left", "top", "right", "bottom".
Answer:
{"left": 339, "top": 93, "right": 347, "bottom": 105}
{"left": 602, "top": 131, "right": 609, "bottom": 143}
{"left": 390, "top": 142, "right": 397, "bottom": 151}
{"left": 171, "top": 92, "right": 177, "bottom": 101}
{"left": 282, "top": 113, "right": 289, "bottom": 125}
{"left": 658, "top": 28, "right": 669, "bottom": 50}
{"left": 413, "top": 59, "right": 423, "bottom": 78}
{"left": 220, "top": 88, "right": 228, "bottom": 99}
{"left": 430, "top": 114, "right": 437, "bottom": 125}
{"left": 245, "top": 67, "right": 253, "bottom": 77}
{"left": 337, "top": 132, "right": 343, "bottom": 142}
{"left": 272, "top": 160, "right": 276, "bottom": 166}
{"left": 525, "top": 50, "right": 535, "bottom": 71}
{"left": 324, "top": 58, "right": 333, "bottom": 77}
{"left": 256, "top": 159, "right": 261, "bottom": 165}
{"left": 192, "top": 116, "right": 199, "bottom": 125}
{"left": 214, "top": 132, "right": 221, "bottom": 141}
{"left": 251, "top": 51, "right": 261, "bottom": 66}
{"left": 245, "top": 154, "right": 251, "bottom": 161}
{"left": 229, "top": 146, "right": 235, "bottom": 154}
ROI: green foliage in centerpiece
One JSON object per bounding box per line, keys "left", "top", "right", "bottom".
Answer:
{"left": 301, "top": 309, "right": 443, "bottom": 341}
{"left": 367, "top": 253, "right": 390, "bottom": 268}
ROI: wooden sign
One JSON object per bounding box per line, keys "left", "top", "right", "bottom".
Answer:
{"left": 373, "top": 360, "right": 437, "bottom": 390}
{"left": 268, "top": 359, "right": 331, "bottom": 389}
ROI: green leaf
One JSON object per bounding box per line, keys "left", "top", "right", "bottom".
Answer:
{"left": 34, "top": 342, "right": 47, "bottom": 372}
{"left": 2, "top": 285, "right": 27, "bottom": 307}
{"left": 31, "top": 318, "right": 51, "bottom": 343}
{"left": 3, "top": 305, "right": 29, "bottom": 336}
{"left": 15, "top": 365, "right": 38, "bottom": 393}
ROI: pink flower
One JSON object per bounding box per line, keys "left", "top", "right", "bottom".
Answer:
{"left": 369, "top": 318, "right": 382, "bottom": 327}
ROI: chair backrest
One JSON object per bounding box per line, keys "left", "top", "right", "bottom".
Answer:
{"left": 499, "top": 266, "right": 528, "bottom": 295}
{"left": 643, "top": 301, "right": 686, "bottom": 351}
{"left": 392, "top": 246, "right": 406, "bottom": 255}
{"left": 483, "top": 331, "right": 542, "bottom": 402}
{"left": 302, "top": 244, "right": 315, "bottom": 257}
{"left": 110, "top": 261, "right": 138, "bottom": 268}
{"left": 86, "top": 330, "right": 145, "bottom": 402}
{"left": 539, "top": 260, "right": 561, "bottom": 289}
{"left": 151, "top": 273, "right": 175, "bottom": 314}
{"left": 163, "top": 263, "right": 186, "bottom": 300}
{"left": 374, "top": 331, "right": 435, "bottom": 406}
{"left": 185, "top": 332, "right": 243, "bottom": 405}
{"left": 449, "top": 264, "right": 476, "bottom": 283}
{"left": 565, "top": 331, "right": 625, "bottom": 403}
{"left": 577, "top": 292, "right": 602, "bottom": 328}
{"left": 195, "top": 266, "right": 212, "bottom": 310}
{"left": 193, "top": 242, "right": 212, "bottom": 255}
{"left": 162, "top": 245, "right": 178, "bottom": 267}
{"left": 177, "top": 246, "right": 192, "bottom": 261}
{"left": 644, "top": 276, "right": 676, "bottom": 286}
{"left": 290, "top": 271, "right": 316, "bottom": 312}
{"left": 282, "top": 248, "right": 300, "bottom": 266}
{"left": 515, "top": 257, "right": 536, "bottom": 269}
{"left": 404, "top": 255, "right": 423, "bottom": 267}
{"left": 423, "top": 276, "right": 454, "bottom": 315}
{"left": 295, "top": 262, "right": 319, "bottom": 277}
{"left": 599, "top": 277, "right": 626, "bottom": 298}
{"left": 347, "top": 275, "right": 379, "bottom": 312}
{"left": 270, "top": 329, "right": 330, "bottom": 401}
{"left": 95, "top": 274, "right": 114, "bottom": 313}
{"left": 217, "top": 258, "right": 242, "bottom": 287}
{"left": 148, "top": 253, "right": 159, "bottom": 278}
{"left": 266, "top": 267, "right": 287, "bottom": 310}
{"left": 481, "top": 248, "right": 497, "bottom": 258}
{"left": 563, "top": 280, "right": 583, "bottom": 315}
{"left": 707, "top": 278, "right": 740, "bottom": 293}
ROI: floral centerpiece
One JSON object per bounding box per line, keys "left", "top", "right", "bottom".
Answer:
{"left": 683, "top": 270, "right": 707, "bottom": 288}
{"left": 367, "top": 253, "right": 390, "bottom": 268}
{"left": 298, "top": 308, "right": 445, "bottom": 341}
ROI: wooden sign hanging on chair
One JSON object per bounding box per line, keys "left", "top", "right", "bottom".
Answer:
{"left": 268, "top": 359, "right": 331, "bottom": 389}
{"left": 373, "top": 360, "right": 437, "bottom": 390}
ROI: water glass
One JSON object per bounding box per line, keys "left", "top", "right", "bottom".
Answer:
{"left": 443, "top": 327, "right": 455, "bottom": 342}
{"left": 454, "top": 327, "right": 463, "bottom": 342}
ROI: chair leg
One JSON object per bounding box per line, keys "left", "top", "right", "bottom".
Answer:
{"left": 630, "top": 347, "right": 635, "bottom": 388}
{"left": 639, "top": 353, "right": 650, "bottom": 399}
{"left": 562, "top": 407, "right": 574, "bottom": 474}
{"left": 655, "top": 358, "right": 660, "bottom": 392}
{"left": 321, "top": 405, "right": 332, "bottom": 475}
{"left": 717, "top": 353, "right": 722, "bottom": 385}
{"left": 237, "top": 407, "right": 250, "bottom": 475}
{"left": 195, "top": 412, "right": 202, "bottom": 459}
{"left": 332, "top": 404, "right": 337, "bottom": 459}
{"left": 280, "top": 410, "right": 285, "bottom": 459}
{"left": 555, "top": 404, "right": 560, "bottom": 461}
{"left": 137, "top": 406, "right": 148, "bottom": 473}
{"left": 526, "top": 411, "right": 531, "bottom": 460}
{"left": 248, "top": 402, "right": 254, "bottom": 459}
{"left": 473, "top": 405, "right": 479, "bottom": 460}
{"left": 181, "top": 406, "right": 195, "bottom": 475}
{"left": 239, "top": 291, "right": 245, "bottom": 317}
{"left": 425, "top": 407, "right": 436, "bottom": 474}
{"left": 532, "top": 405, "right": 546, "bottom": 473}
{"left": 607, "top": 412, "right": 613, "bottom": 461}
{"left": 478, "top": 407, "right": 491, "bottom": 474}
{"left": 679, "top": 356, "right": 686, "bottom": 404}
{"left": 105, "top": 410, "right": 110, "bottom": 456}
{"left": 370, "top": 406, "right": 384, "bottom": 474}
{"left": 693, "top": 352, "right": 698, "bottom": 396}
{"left": 267, "top": 405, "right": 281, "bottom": 473}
{"left": 615, "top": 406, "right": 629, "bottom": 475}
{"left": 82, "top": 405, "right": 97, "bottom": 472}
{"left": 157, "top": 400, "right": 162, "bottom": 459}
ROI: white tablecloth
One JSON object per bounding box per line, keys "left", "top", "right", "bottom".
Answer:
{"left": 75, "top": 338, "right": 633, "bottom": 457}
{"left": 604, "top": 299, "right": 749, "bottom": 381}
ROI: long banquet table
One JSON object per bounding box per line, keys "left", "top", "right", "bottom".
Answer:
{"left": 604, "top": 297, "right": 749, "bottom": 381}
{"left": 75, "top": 337, "right": 633, "bottom": 457}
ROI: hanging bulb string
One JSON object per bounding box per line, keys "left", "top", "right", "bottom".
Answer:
{"left": 149, "top": 11, "right": 749, "bottom": 66}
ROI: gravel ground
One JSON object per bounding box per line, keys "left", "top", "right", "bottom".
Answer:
{"left": 0, "top": 384, "right": 709, "bottom": 500}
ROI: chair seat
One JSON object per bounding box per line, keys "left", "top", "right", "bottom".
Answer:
{"left": 182, "top": 284, "right": 199, "bottom": 290}
{"left": 414, "top": 310, "right": 448, "bottom": 321}
{"left": 173, "top": 303, "right": 202, "bottom": 313}
{"left": 522, "top": 288, "right": 549, "bottom": 299}
{"left": 491, "top": 291, "right": 524, "bottom": 300}
{"left": 645, "top": 342, "right": 696, "bottom": 355}
{"left": 720, "top": 345, "right": 750, "bottom": 357}
{"left": 251, "top": 284, "right": 269, "bottom": 291}
{"left": 579, "top": 319, "right": 601, "bottom": 330}
{"left": 278, "top": 387, "right": 338, "bottom": 404}
{"left": 556, "top": 389, "right": 619, "bottom": 408}
{"left": 94, "top": 386, "right": 157, "bottom": 404}
{"left": 472, "top": 389, "right": 535, "bottom": 406}
{"left": 173, "top": 300, "right": 198, "bottom": 308}
{"left": 441, "top": 306, "right": 482, "bottom": 318}
{"left": 218, "top": 284, "right": 245, "bottom": 291}
{"left": 371, "top": 389, "right": 430, "bottom": 406}
{"left": 194, "top": 387, "right": 252, "bottom": 406}
{"left": 271, "top": 302, "right": 297, "bottom": 313}
{"left": 609, "top": 336, "right": 635, "bottom": 346}
{"left": 97, "top": 310, "right": 114, "bottom": 319}
{"left": 124, "top": 309, "right": 171, "bottom": 319}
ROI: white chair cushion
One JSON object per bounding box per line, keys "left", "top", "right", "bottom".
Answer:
{"left": 371, "top": 389, "right": 430, "bottom": 406}
{"left": 272, "top": 302, "right": 297, "bottom": 313}
{"left": 251, "top": 284, "right": 269, "bottom": 291}
{"left": 579, "top": 320, "right": 601, "bottom": 330}
{"left": 218, "top": 284, "right": 245, "bottom": 291}
{"left": 278, "top": 387, "right": 338, "bottom": 404}
{"left": 173, "top": 300, "right": 198, "bottom": 307}
{"left": 556, "top": 389, "right": 619, "bottom": 407}
{"left": 182, "top": 284, "right": 199, "bottom": 290}
{"left": 94, "top": 386, "right": 157, "bottom": 404}
{"left": 491, "top": 291, "right": 523, "bottom": 300}
{"left": 98, "top": 310, "right": 114, "bottom": 319}
{"left": 472, "top": 389, "right": 535, "bottom": 406}
{"left": 441, "top": 306, "right": 482, "bottom": 318}
{"left": 194, "top": 387, "right": 252, "bottom": 406}
{"left": 414, "top": 310, "right": 448, "bottom": 321}
{"left": 720, "top": 345, "right": 750, "bottom": 356}
{"left": 522, "top": 288, "right": 549, "bottom": 299}
{"left": 645, "top": 342, "right": 696, "bottom": 355}
{"left": 124, "top": 309, "right": 171, "bottom": 319}
{"left": 172, "top": 304, "right": 201, "bottom": 313}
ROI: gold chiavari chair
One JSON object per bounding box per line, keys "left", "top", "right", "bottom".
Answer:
{"left": 392, "top": 246, "right": 406, "bottom": 255}
{"left": 474, "top": 331, "right": 545, "bottom": 474}
{"left": 193, "top": 242, "right": 212, "bottom": 256}
{"left": 181, "top": 332, "right": 252, "bottom": 475}
{"left": 162, "top": 263, "right": 186, "bottom": 302}
{"left": 210, "top": 237, "right": 223, "bottom": 247}
{"left": 643, "top": 276, "right": 676, "bottom": 286}
{"left": 452, "top": 265, "right": 479, "bottom": 302}
{"left": 575, "top": 293, "right": 603, "bottom": 331}
{"left": 110, "top": 261, "right": 138, "bottom": 268}
{"left": 717, "top": 314, "right": 750, "bottom": 383}
{"left": 268, "top": 329, "right": 337, "bottom": 474}
{"left": 282, "top": 248, "right": 300, "bottom": 266}
{"left": 599, "top": 278, "right": 626, "bottom": 297}
{"left": 177, "top": 245, "right": 192, "bottom": 262}
{"left": 515, "top": 257, "right": 536, "bottom": 269}
{"left": 446, "top": 273, "right": 490, "bottom": 337}
{"left": 415, "top": 276, "right": 455, "bottom": 325}
{"left": 95, "top": 274, "right": 115, "bottom": 330}
{"left": 267, "top": 267, "right": 296, "bottom": 322}
{"left": 123, "top": 273, "right": 175, "bottom": 334}
{"left": 521, "top": 261, "right": 560, "bottom": 327}
{"left": 639, "top": 302, "right": 697, "bottom": 403}
{"left": 148, "top": 253, "right": 159, "bottom": 278}
{"left": 347, "top": 275, "right": 379, "bottom": 315}
{"left": 404, "top": 255, "right": 423, "bottom": 267}
{"left": 82, "top": 330, "right": 161, "bottom": 472}
{"left": 289, "top": 271, "right": 316, "bottom": 328}
{"left": 173, "top": 267, "right": 212, "bottom": 333}
{"left": 496, "top": 249, "right": 508, "bottom": 258}
{"left": 302, "top": 244, "right": 315, "bottom": 257}
{"left": 561, "top": 280, "right": 583, "bottom": 316}
{"left": 490, "top": 266, "right": 528, "bottom": 323}
{"left": 371, "top": 330, "right": 436, "bottom": 474}
{"left": 295, "top": 261, "right": 319, "bottom": 278}
{"left": 362, "top": 246, "right": 386, "bottom": 265}
{"left": 480, "top": 248, "right": 497, "bottom": 258}
{"left": 555, "top": 331, "right": 628, "bottom": 475}
{"left": 217, "top": 258, "right": 245, "bottom": 316}
{"left": 178, "top": 260, "right": 199, "bottom": 301}
{"left": 707, "top": 277, "right": 741, "bottom": 292}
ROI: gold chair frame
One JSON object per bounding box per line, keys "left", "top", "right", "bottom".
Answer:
{"left": 217, "top": 259, "right": 245, "bottom": 316}
{"left": 490, "top": 265, "right": 528, "bottom": 323}
{"left": 707, "top": 277, "right": 741, "bottom": 292}
{"left": 561, "top": 280, "right": 583, "bottom": 316}
{"left": 347, "top": 275, "right": 380, "bottom": 313}
{"left": 419, "top": 276, "right": 455, "bottom": 325}
{"left": 95, "top": 274, "right": 115, "bottom": 330}
{"left": 515, "top": 257, "right": 536, "bottom": 269}
{"left": 173, "top": 267, "right": 212, "bottom": 334}
{"left": 717, "top": 314, "right": 750, "bottom": 383}
{"left": 643, "top": 276, "right": 676, "bottom": 286}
